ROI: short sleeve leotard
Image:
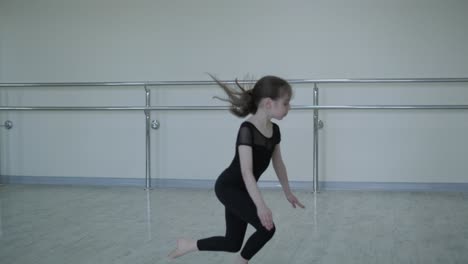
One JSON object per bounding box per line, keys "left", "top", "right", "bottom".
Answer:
{"left": 216, "top": 121, "right": 281, "bottom": 190}
{"left": 198, "top": 121, "right": 281, "bottom": 260}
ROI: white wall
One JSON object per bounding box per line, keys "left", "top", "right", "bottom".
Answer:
{"left": 2, "top": 0, "right": 468, "bottom": 82}
{"left": 0, "top": 3, "right": 4, "bottom": 82}
{"left": 1, "top": 0, "right": 468, "bottom": 185}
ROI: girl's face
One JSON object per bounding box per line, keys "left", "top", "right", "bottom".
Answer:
{"left": 270, "top": 95, "right": 291, "bottom": 120}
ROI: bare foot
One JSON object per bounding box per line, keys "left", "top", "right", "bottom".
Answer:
{"left": 167, "top": 238, "right": 198, "bottom": 259}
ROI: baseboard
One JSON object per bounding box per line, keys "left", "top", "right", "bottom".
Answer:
{"left": 321, "top": 181, "right": 468, "bottom": 192}
{"left": 153, "top": 179, "right": 468, "bottom": 192}
{"left": 1, "top": 175, "right": 468, "bottom": 192}
{"left": 0, "top": 175, "right": 144, "bottom": 187}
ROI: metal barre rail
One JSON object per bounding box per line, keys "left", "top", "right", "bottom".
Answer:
{"left": 2, "top": 77, "right": 468, "bottom": 87}
{"left": 2, "top": 105, "right": 468, "bottom": 111}
{"left": 1, "top": 78, "right": 468, "bottom": 192}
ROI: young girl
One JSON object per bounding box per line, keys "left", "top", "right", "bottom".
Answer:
{"left": 168, "top": 75, "right": 305, "bottom": 263}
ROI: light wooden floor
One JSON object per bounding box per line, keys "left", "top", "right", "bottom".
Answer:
{"left": 0, "top": 184, "right": 467, "bottom": 264}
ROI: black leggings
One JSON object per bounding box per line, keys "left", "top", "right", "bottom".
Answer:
{"left": 197, "top": 180, "right": 276, "bottom": 260}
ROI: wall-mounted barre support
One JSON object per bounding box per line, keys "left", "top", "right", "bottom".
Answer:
{"left": 0, "top": 120, "right": 13, "bottom": 129}
{"left": 144, "top": 86, "right": 152, "bottom": 190}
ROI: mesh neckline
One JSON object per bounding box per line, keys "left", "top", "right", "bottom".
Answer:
{"left": 244, "top": 121, "right": 274, "bottom": 139}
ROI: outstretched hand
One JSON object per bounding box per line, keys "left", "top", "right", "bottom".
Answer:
{"left": 286, "top": 193, "right": 305, "bottom": 209}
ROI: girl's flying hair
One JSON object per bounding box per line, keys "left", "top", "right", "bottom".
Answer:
{"left": 210, "top": 74, "right": 292, "bottom": 117}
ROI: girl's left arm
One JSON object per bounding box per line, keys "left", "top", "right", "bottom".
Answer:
{"left": 272, "top": 144, "right": 291, "bottom": 195}
{"left": 272, "top": 144, "right": 305, "bottom": 209}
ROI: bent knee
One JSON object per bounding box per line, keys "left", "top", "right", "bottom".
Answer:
{"left": 259, "top": 225, "right": 276, "bottom": 239}
{"left": 268, "top": 225, "right": 276, "bottom": 238}
{"left": 225, "top": 241, "right": 243, "bottom": 253}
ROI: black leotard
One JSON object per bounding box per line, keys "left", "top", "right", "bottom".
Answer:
{"left": 216, "top": 121, "right": 281, "bottom": 188}
{"left": 197, "top": 121, "right": 281, "bottom": 260}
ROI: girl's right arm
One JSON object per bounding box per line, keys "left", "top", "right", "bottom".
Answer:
{"left": 238, "top": 145, "right": 274, "bottom": 230}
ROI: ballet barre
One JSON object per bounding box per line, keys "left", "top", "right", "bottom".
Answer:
{"left": 1, "top": 78, "right": 468, "bottom": 192}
